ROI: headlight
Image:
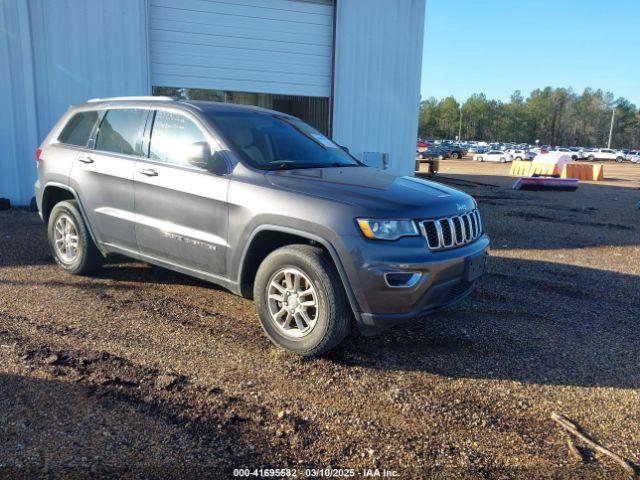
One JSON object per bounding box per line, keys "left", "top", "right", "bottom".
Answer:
{"left": 356, "top": 219, "right": 419, "bottom": 240}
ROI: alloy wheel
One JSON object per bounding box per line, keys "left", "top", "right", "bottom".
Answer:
{"left": 267, "top": 267, "right": 319, "bottom": 338}
{"left": 53, "top": 214, "right": 79, "bottom": 264}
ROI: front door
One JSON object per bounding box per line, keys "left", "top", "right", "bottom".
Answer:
{"left": 134, "top": 109, "right": 230, "bottom": 277}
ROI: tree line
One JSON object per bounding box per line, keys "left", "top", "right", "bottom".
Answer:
{"left": 418, "top": 87, "right": 640, "bottom": 148}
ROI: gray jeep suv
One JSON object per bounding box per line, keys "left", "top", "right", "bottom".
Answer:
{"left": 35, "top": 97, "right": 489, "bottom": 355}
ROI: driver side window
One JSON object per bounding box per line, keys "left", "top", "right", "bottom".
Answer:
{"left": 148, "top": 110, "right": 208, "bottom": 166}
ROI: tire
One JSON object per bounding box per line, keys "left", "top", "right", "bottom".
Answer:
{"left": 615, "top": 156, "right": 624, "bottom": 163}
{"left": 451, "top": 152, "right": 460, "bottom": 159}
{"left": 48, "top": 200, "right": 103, "bottom": 275}
{"left": 438, "top": 155, "right": 444, "bottom": 160}
{"left": 477, "top": 156, "right": 483, "bottom": 162}
{"left": 253, "top": 244, "right": 351, "bottom": 356}
{"left": 515, "top": 156, "right": 522, "bottom": 161}
{"left": 588, "top": 155, "right": 595, "bottom": 161}
{"left": 500, "top": 157, "right": 506, "bottom": 163}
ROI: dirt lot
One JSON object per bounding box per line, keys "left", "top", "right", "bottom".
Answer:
{"left": 1, "top": 160, "right": 639, "bottom": 478}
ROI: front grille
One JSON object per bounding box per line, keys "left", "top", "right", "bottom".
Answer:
{"left": 419, "top": 209, "right": 483, "bottom": 251}
{"left": 440, "top": 219, "right": 452, "bottom": 246}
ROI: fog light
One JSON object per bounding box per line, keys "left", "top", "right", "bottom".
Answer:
{"left": 384, "top": 272, "right": 421, "bottom": 288}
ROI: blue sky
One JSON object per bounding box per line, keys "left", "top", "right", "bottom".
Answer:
{"left": 421, "top": 0, "right": 640, "bottom": 105}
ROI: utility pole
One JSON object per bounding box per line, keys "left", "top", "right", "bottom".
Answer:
{"left": 458, "top": 108, "right": 463, "bottom": 141}
{"left": 607, "top": 106, "right": 615, "bottom": 148}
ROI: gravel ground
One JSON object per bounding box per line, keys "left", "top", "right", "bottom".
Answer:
{"left": 0, "top": 161, "right": 639, "bottom": 479}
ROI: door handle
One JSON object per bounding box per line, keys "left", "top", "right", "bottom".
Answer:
{"left": 77, "top": 156, "right": 94, "bottom": 164}
{"left": 138, "top": 168, "right": 158, "bottom": 177}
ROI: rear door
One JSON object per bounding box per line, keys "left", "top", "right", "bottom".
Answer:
{"left": 69, "top": 108, "right": 147, "bottom": 251}
{"left": 134, "top": 108, "right": 230, "bottom": 277}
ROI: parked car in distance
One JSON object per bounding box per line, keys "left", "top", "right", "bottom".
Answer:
{"left": 473, "top": 150, "right": 513, "bottom": 163}
{"left": 468, "top": 146, "right": 487, "bottom": 154}
{"left": 625, "top": 150, "right": 639, "bottom": 161}
{"left": 584, "top": 148, "right": 625, "bottom": 162}
{"left": 553, "top": 147, "right": 580, "bottom": 160}
{"left": 448, "top": 144, "right": 467, "bottom": 159}
{"left": 628, "top": 153, "right": 640, "bottom": 163}
{"left": 506, "top": 149, "right": 535, "bottom": 161}
{"left": 579, "top": 147, "right": 596, "bottom": 159}
{"left": 35, "top": 97, "right": 489, "bottom": 356}
{"left": 417, "top": 146, "right": 445, "bottom": 160}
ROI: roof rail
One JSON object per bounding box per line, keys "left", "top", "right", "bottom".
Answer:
{"left": 87, "top": 96, "right": 174, "bottom": 103}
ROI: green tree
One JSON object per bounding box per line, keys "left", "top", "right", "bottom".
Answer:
{"left": 418, "top": 87, "right": 640, "bottom": 147}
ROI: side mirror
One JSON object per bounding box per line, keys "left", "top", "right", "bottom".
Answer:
{"left": 186, "top": 142, "right": 228, "bottom": 175}
{"left": 340, "top": 145, "right": 350, "bottom": 154}
{"left": 207, "top": 152, "right": 229, "bottom": 176}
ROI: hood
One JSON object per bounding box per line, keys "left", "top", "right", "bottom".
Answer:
{"left": 265, "top": 167, "right": 475, "bottom": 218}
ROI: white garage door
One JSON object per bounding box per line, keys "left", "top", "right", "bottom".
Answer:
{"left": 149, "top": 0, "right": 333, "bottom": 97}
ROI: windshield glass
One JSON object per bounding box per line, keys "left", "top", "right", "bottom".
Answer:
{"left": 205, "top": 110, "right": 361, "bottom": 170}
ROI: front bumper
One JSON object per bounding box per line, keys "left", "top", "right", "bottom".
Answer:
{"left": 337, "top": 234, "right": 490, "bottom": 335}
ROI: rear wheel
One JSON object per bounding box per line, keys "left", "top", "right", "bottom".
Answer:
{"left": 515, "top": 156, "right": 523, "bottom": 161}
{"left": 500, "top": 157, "right": 506, "bottom": 163}
{"left": 254, "top": 245, "right": 350, "bottom": 356}
{"left": 451, "top": 152, "right": 460, "bottom": 159}
{"left": 588, "top": 155, "right": 595, "bottom": 161}
{"left": 48, "top": 200, "right": 103, "bottom": 274}
{"left": 477, "top": 156, "right": 483, "bottom": 162}
{"left": 615, "top": 156, "right": 624, "bottom": 163}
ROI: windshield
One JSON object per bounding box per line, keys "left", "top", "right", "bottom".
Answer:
{"left": 205, "top": 110, "right": 361, "bottom": 170}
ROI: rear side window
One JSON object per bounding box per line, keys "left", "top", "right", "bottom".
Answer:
{"left": 96, "top": 109, "right": 146, "bottom": 155}
{"left": 58, "top": 111, "right": 98, "bottom": 146}
{"left": 148, "top": 110, "right": 207, "bottom": 165}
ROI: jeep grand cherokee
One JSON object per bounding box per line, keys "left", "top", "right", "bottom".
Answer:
{"left": 35, "top": 97, "right": 489, "bottom": 355}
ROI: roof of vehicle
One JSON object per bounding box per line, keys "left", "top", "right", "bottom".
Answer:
{"left": 78, "top": 96, "right": 289, "bottom": 117}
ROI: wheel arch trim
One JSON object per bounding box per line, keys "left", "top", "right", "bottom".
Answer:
{"left": 42, "top": 182, "right": 106, "bottom": 256}
{"left": 238, "top": 225, "right": 363, "bottom": 321}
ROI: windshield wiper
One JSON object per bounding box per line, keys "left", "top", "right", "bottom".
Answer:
{"left": 329, "top": 162, "right": 359, "bottom": 167}
{"left": 268, "top": 162, "right": 361, "bottom": 171}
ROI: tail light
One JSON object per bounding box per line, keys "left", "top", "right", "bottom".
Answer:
{"left": 35, "top": 148, "right": 42, "bottom": 162}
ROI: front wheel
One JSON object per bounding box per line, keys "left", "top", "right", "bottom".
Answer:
{"left": 500, "top": 157, "right": 506, "bottom": 163}
{"left": 254, "top": 245, "right": 351, "bottom": 356}
{"left": 477, "top": 156, "right": 483, "bottom": 162}
{"left": 615, "top": 156, "right": 624, "bottom": 163}
{"left": 451, "top": 152, "right": 460, "bottom": 159}
{"left": 48, "top": 200, "right": 103, "bottom": 274}
{"left": 588, "top": 155, "right": 595, "bottom": 161}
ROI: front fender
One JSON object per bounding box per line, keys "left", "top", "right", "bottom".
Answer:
{"left": 235, "top": 223, "right": 364, "bottom": 322}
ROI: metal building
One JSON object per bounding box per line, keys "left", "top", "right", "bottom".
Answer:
{"left": 0, "top": 0, "right": 425, "bottom": 205}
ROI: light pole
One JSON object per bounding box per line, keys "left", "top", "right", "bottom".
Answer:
{"left": 607, "top": 103, "right": 616, "bottom": 149}
{"left": 458, "top": 107, "right": 463, "bottom": 142}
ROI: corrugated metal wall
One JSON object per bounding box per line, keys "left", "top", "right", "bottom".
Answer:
{"left": 149, "top": 0, "right": 333, "bottom": 97}
{"left": 0, "top": 0, "right": 150, "bottom": 205}
{"left": 332, "top": 0, "right": 425, "bottom": 176}
{"left": 0, "top": 0, "right": 38, "bottom": 205}
{"left": 1, "top": 0, "right": 426, "bottom": 205}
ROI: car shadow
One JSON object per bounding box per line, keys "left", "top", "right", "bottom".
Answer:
{"left": 95, "top": 260, "right": 221, "bottom": 290}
